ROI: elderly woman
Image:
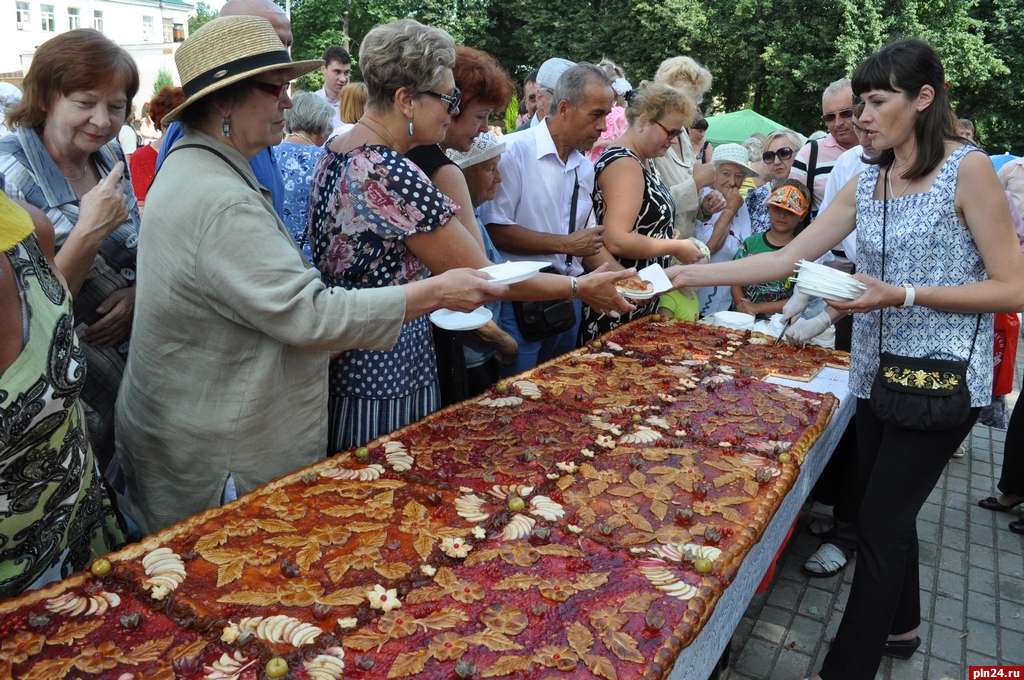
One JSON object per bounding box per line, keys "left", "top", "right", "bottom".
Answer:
{"left": 746, "top": 130, "right": 802, "bottom": 235}
{"left": 652, "top": 57, "right": 724, "bottom": 239}
{"left": 1, "top": 191, "right": 124, "bottom": 597}
{"left": 582, "top": 82, "right": 705, "bottom": 339}
{"left": 0, "top": 29, "right": 140, "bottom": 475}
{"left": 274, "top": 91, "right": 333, "bottom": 260}
{"left": 337, "top": 82, "right": 368, "bottom": 135}
{"left": 309, "top": 20, "right": 633, "bottom": 449}
{"left": 114, "top": 16, "right": 504, "bottom": 534}
{"left": 694, "top": 142, "right": 758, "bottom": 316}
{"left": 129, "top": 86, "right": 186, "bottom": 207}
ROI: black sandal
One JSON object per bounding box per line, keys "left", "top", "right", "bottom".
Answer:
{"left": 1011, "top": 518, "right": 1024, "bottom": 535}
{"left": 883, "top": 636, "right": 921, "bottom": 660}
{"left": 978, "top": 496, "right": 1024, "bottom": 512}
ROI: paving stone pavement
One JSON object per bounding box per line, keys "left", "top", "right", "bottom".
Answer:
{"left": 726, "top": 384, "right": 1024, "bottom": 679}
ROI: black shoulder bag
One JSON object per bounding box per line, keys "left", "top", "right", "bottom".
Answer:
{"left": 869, "top": 166, "right": 980, "bottom": 431}
{"left": 510, "top": 169, "right": 579, "bottom": 342}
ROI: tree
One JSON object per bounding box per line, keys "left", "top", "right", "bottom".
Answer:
{"left": 188, "top": 0, "right": 216, "bottom": 35}
{"left": 153, "top": 68, "right": 174, "bottom": 95}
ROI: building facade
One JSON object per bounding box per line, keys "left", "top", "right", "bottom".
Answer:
{"left": 1, "top": 0, "right": 193, "bottom": 113}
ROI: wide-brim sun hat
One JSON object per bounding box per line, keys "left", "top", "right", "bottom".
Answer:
{"left": 713, "top": 142, "right": 758, "bottom": 177}
{"left": 161, "top": 15, "right": 322, "bottom": 127}
{"left": 445, "top": 131, "right": 506, "bottom": 169}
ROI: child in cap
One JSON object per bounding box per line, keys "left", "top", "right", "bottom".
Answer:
{"left": 730, "top": 180, "right": 811, "bottom": 317}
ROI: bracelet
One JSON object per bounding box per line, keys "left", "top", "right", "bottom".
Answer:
{"left": 901, "top": 284, "right": 916, "bottom": 308}
{"left": 569, "top": 277, "right": 578, "bottom": 299}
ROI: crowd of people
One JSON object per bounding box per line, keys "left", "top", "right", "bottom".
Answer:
{"left": 1, "top": 1, "right": 1023, "bottom": 678}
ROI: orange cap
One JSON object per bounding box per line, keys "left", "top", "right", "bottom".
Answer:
{"left": 767, "top": 184, "right": 810, "bottom": 217}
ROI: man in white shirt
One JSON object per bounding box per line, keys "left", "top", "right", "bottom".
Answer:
{"left": 817, "top": 108, "right": 875, "bottom": 261}
{"left": 315, "top": 46, "right": 352, "bottom": 132}
{"left": 481, "top": 63, "right": 618, "bottom": 374}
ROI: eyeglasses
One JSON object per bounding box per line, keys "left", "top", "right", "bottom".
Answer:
{"left": 762, "top": 147, "right": 795, "bottom": 163}
{"left": 821, "top": 107, "right": 855, "bottom": 124}
{"left": 654, "top": 120, "right": 682, "bottom": 140}
{"left": 421, "top": 87, "right": 462, "bottom": 114}
{"left": 252, "top": 81, "right": 290, "bottom": 98}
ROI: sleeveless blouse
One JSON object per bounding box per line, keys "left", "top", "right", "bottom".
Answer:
{"left": 1, "top": 234, "right": 123, "bottom": 597}
{"left": 851, "top": 145, "right": 993, "bottom": 406}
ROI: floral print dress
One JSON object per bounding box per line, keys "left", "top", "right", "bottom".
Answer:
{"left": 308, "top": 145, "right": 458, "bottom": 450}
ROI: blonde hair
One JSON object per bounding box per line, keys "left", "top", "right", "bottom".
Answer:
{"left": 339, "top": 82, "right": 367, "bottom": 123}
{"left": 598, "top": 57, "right": 624, "bottom": 80}
{"left": 764, "top": 129, "right": 802, "bottom": 151}
{"left": 654, "top": 56, "right": 712, "bottom": 101}
{"left": 359, "top": 19, "right": 455, "bottom": 109}
{"left": 624, "top": 82, "right": 696, "bottom": 127}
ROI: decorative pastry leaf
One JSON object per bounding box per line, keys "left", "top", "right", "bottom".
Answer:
{"left": 20, "top": 657, "right": 76, "bottom": 680}
{"left": 601, "top": 631, "right": 645, "bottom": 664}
{"left": 346, "top": 521, "right": 389, "bottom": 533}
{"left": 619, "top": 531, "right": 656, "bottom": 546}
{"left": 588, "top": 609, "right": 628, "bottom": 634}
{"left": 567, "top": 622, "right": 594, "bottom": 656}
{"left": 534, "top": 545, "right": 586, "bottom": 559}
{"left": 325, "top": 554, "right": 356, "bottom": 582}
{"left": 573, "top": 572, "right": 610, "bottom": 591}
{"left": 413, "top": 533, "right": 435, "bottom": 561}
{"left": 494, "top": 574, "right": 540, "bottom": 591}
{"left": 265, "top": 535, "right": 309, "bottom": 548}
{"left": 253, "top": 519, "right": 297, "bottom": 533}
{"left": 374, "top": 562, "right": 412, "bottom": 580}
{"left": 195, "top": 528, "right": 230, "bottom": 553}
{"left": 216, "top": 558, "right": 247, "bottom": 587}
{"left": 607, "top": 485, "right": 641, "bottom": 498}
{"left": 403, "top": 585, "right": 446, "bottom": 604}
{"left": 650, "top": 500, "right": 669, "bottom": 521}
{"left": 343, "top": 629, "right": 390, "bottom": 652}
{"left": 463, "top": 630, "right": 523, "bottom": 652}
{"left": 318, "top": 586, "right": 366, "bottom": 606}
{"left": 168, "top": 638, "right": 208, "bottom": 662}
{"left": 575, "top": 506, "right": 598, "bottom": 527}
{"left": 588, "top": 481, "right": 609, "bottom": 497}
{"left": 583, "top": 653, "right": 618, "bottom": 680}
{"left": 432, "top": 567, "right": 458, "bottom": 588}
{"left": 619, "top": 591, "right": 661, "bottom": 613}
{"left": 117, "top": 636, "right": 174, "bottom": 664}
{"left": 463, "top": 548, "right": 500, "bottom": 566}
{"left": 320, "top": 504, "right": 366, "bottom": 518}
{"left": 387, "top": 649, "right": 432, "bottom": 678}
{"left": 216, "top": 590, "right": 279, "bottom": 606}
{"left": 416, "top": 609, "right": 469, "bottom": 631}
{"left": 625, "top": 513, "right": 654, "bottom": 533}
{"left": 46, "top": 619, "right": 102, "bottom": 646}
{"left": 556, "top": 475, "right": 575, "bottom": 491}
{"left": 481, "top": 655, "right": 533, "bottom": 677}
{"left": 198, "top": 547, "right": 243, "bottom": 564}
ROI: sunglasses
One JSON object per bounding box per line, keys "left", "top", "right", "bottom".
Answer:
{"left": 251, "top": 81, "right": 290, "bottom": 98}
{"left": 762, "top": 147, "right": 794, "bottom": 163}
{"left": 821, "top": 107, "right": 855, "bottom": 124}
{"left": 421, "top": 87, "right": 462, "bottom": 114}
{"left": 654, "top": 120, "right": 682, "bottom": 140}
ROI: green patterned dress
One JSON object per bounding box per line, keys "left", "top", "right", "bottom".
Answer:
{"left": 1, "top": 233, "right": 124, "bottom": 599}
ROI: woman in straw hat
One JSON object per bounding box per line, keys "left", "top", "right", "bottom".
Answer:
{"left": 307, "top": 19, "right": 635, "bottom": 450}
{"left": 0, "top": 190, "right": 124, "bottom": 598}
{"left": 113, "top": 16, "right": 507, "bottom": 534}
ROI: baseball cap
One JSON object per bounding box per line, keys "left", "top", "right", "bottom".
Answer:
{"left": 536, "top": 58, "right": 575, "bottom": 90}
{"left": 767, "top": 184, "right": 810, "bottom": 217}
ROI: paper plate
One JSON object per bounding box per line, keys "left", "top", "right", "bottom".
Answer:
{"left": 430, "top": 306, "right": 493, "bottom": 331}
{"left": 617, "top": 263, "right": 673, "bottom": 299}
{"left": 479, "top": 261, "right": 548, "bottom": 285}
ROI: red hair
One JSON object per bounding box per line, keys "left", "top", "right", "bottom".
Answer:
{"left": 147, "top": 86, "right": 185, "bottom": 132}
{"left": 7, "top": 29, "right": 139, "bottom": 130}
{"left": 453, "top": 46, "right": 512, "bottom": 114}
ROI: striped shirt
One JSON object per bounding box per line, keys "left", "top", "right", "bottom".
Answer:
{"left": 789, "top": 133, "right": 852, "bottom": 212}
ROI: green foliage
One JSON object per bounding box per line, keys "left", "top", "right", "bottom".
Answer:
{"left": 504, "top": 94, "right": 519, "bottom": 133}
{"left": 153, "top": 68, "right": 174, "bottom": 96}
{"left": 287, "top": 0, "right": 1021, "bottom": 152}
{"left": 187, "top": 0, "right": 216, "bottom": 35}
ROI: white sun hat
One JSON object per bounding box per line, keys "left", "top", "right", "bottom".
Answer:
{"left": 713, "top": 142, "right": 758, "bottom": 177}
{"left": 445, "top": 131, "right": 506, "bottom": 169}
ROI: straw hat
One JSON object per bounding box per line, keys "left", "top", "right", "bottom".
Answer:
{"left": 162, "top": 15, "right": 321, "bottom": 126}
{"left": 445, "top": 131, "right": 505, "bottom": 169}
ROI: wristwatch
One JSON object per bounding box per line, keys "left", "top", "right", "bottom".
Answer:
{"left": 901, "top": 284, "right": 916, "bottom": 308}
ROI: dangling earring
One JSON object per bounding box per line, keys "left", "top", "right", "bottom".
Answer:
{"left": 407, "top": 118, "right": 415, "bottom": 137}
{"left": 221, "top": 116, "right": 232, "bottom": 138}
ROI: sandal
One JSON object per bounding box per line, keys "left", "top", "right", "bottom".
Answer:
{"left": 808, "top": 516, "right": 835, "bottom": 537}
{"left": 978, "top": 496, "right": 1024, "bottom": 513}
{"left": 1011, "top": 519, "right": 1024, "bottom": 535}
{"left": 883, "top": 636, "right": 921, "bottom": 659}
{"left": 801, "top": 542, "right": 847, "bottom": 578}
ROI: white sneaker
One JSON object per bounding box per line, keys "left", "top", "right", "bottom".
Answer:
{"left": 952, "top": 444, "right": 967, "bottom": 459}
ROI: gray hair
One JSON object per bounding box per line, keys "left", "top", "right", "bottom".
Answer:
{"left": 550, "top": 63, "right": 611, "bottom": 115}
{"left": 743, "top": 133, "right": 766, "bottom": 162}
{"left": 764, "top": 129, "right": 802, "bottom": 151}
{"left": 359, "top": 18, "right": 455, "bottom": 110}
{"left": 285, "top": 91, "right": 334, "bottom": 137}
{"left": 822, "top": 77, "right": 852, "bottom": 104}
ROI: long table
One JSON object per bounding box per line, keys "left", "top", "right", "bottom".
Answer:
{"left": 669, "top": 368, "right": 855, "bottom": 680}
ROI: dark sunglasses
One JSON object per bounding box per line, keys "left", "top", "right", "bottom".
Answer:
{"left": 654, "top": 120, "right": 682, "bottom": 140}
{"left": 762, "top": 147, "right": 795, "bottom": 163}
{"left": 421, "top": 86, "right": 462, "bottom": 114}
{"left": 251, "top": 81, "right": 290, "bottom": 98}
{"left": 821, "top": 107, "right": 855, "bottom": 124}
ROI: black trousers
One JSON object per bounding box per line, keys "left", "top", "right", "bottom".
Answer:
{"left": 999, "top": 395, "right": 1024, "bottom": 497}
{"left": 811, "top": 421, "right": 860, "bottom": 553}
{"left": 821, "top": 399, "right": 979, "bottom": 680}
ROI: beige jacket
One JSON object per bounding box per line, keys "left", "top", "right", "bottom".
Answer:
{"left": 652, "top": 136, "right": 701, "bottom": 239}
{"left": 115, "top": 131, "right": 406, "bottom": 533}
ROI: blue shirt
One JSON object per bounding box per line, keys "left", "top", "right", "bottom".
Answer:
{"left": 157, "top": 122, "right": 285, "bottom": 218}
{"left": 272, "top": 141, "right": 324, "bottom": 262}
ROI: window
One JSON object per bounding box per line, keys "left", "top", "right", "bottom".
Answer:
{"left": 162, "top": 17, "right": 173, "bottom": 43}
{"left": 142, "top": 15, "right": 154, "bottom": 41}
{"left": 68, "top": 7, "right": 80, "bottom": 29}
{"left": 40, "top": 4, "right": 55, "bottom": 31}
{"left": 173, "top": 22, "right": 185, "bottom": 42}
{"left": 16, "top": 1, "right": 30, "bottom": 29}
{"left": 93, "top": 9, "right": 103, "bottom": 31}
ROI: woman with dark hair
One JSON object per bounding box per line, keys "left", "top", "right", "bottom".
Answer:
{"left": 689, "top": 116, "right": 713, "bottom": 164}
{"left": 670, "top": 38, "right": 1024, "bottom": 679}
{"left": 0, "top": 29, "right": 140, "bottom": 475}
{"left": 129, "top": 86, "right": 186, "bottom": 207}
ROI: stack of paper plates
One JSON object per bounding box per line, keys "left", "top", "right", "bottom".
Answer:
{"left": 793, "top": 260, "right": 867, "bottom": 302}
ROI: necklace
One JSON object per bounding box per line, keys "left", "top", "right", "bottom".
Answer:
{"left": 886, "top": 167, "right": 913, "bottom": 199}
{"left": 60, "top": 163, "right": 91, "bottom": 182}
{"left": 357, "top": 118, "right": 400, "bottom": 149}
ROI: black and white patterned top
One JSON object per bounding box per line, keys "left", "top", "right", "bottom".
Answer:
{"left": 851, "top": 145, "right": 993, "bottom": 406}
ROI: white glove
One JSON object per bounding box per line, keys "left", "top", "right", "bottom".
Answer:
{"left": 780, "top": 290, "right": 811, "bottom": 323}
{"left": 785, "top": 311, "right": 832, "bottom": 345}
